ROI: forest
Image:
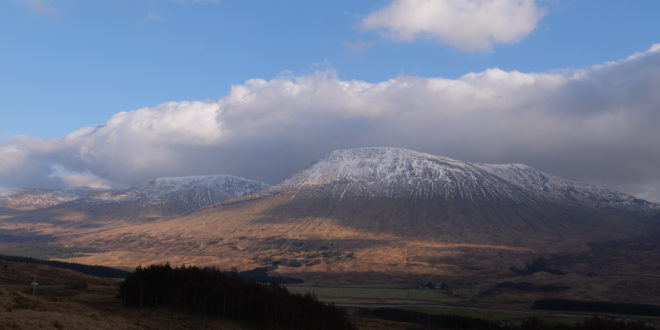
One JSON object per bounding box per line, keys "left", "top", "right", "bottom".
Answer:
{"left": 118, "top": 264, "right": 353, "bottom": 330}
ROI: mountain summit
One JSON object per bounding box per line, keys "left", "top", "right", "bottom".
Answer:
{"left": 280, "top": 147, "right": 525, "bottom": 201}
{"left": 278, "top": 147, "right": 653, "bottom": 210}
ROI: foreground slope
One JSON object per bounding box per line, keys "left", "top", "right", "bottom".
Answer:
{"left": 0, "top": 260, "right": 248, "bottom": 330}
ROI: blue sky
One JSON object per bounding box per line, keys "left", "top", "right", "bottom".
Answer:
{"left": 1, "top": 0, "right": 659, "bottom": 139}
{"left": 1, "top": 0, "right": 660, "bottom": 202}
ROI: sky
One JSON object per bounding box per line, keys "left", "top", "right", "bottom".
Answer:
{"left": 1, "top": 0, "right": 660, "bottom": 202}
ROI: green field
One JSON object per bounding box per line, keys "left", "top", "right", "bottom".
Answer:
{"left": 285, "top": 285, "right": 660, "bottom": 328}
{"left": 286, "top": 285, "right": 461, "bottom": 304}
{"left": 400, "top": 305, "right": 585, "bottom": 327}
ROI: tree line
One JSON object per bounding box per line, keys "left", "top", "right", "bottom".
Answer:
{"left": 118, "top": 264, "right": 354, "bottom": 330}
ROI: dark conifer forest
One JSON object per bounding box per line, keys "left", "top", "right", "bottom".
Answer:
{"left": 118, "top": 264, "right": 354, "bottom": 330}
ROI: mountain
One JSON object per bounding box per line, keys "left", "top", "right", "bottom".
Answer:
{"left": 279, "top": 147, "right": 527, "bottom": 201}
{"left": 0, "top": 175, "right": 269, "bottom": 224}
{"left": 478, "top": 162, "right": 654, "bottom": 210}
{"left": 0, "top": 188, "right": 94, "bottom": 211}
{"left": 71, "top": 175, "right": 270, "bottom": 215}
{"left": 279, "top": 147, "right": 653, "bottom": 209}
{"left": 262, "top": 148, "right": 657, "bottom": 245}
{"left": 1, "top": 148, "right": 658, "bottom": 293}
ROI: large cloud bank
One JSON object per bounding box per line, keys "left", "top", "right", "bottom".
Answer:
{"left": 362, "top": 0, "right": 545, "bottom": 51}
{"left": 1, "top": 45, "right": 660, "bottom": 202}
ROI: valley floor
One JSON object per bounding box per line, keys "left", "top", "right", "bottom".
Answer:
{"left": 2, "top": 283, "right": 659, "bottom": 330}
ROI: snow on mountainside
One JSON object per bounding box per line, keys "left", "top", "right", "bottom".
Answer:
{"left": 1, "top": 175, "right": 269, "bottom": 214}
{"left": 80, "top": 175, "right": 270, "bottom": 211}
{"left": 477, "top": 163, "right": 655, "bottom": 210}
{"left": 278, "top": 147, "right": 656, "bottom": 210}
{"left": 0, "top": 188, "right": 94, "bottom": 210}
{"left": 279, "top": 148, "right": 529, "bottom": 201}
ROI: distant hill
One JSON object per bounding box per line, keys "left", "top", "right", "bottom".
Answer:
{"left": 0, "top": 188, "right": 94, "bottom": 210}
{"left": 72, "top": 175, "right": 270, "bottom": 214}
{"left": 0, "top": 174, "right": 269, "bottom": 224}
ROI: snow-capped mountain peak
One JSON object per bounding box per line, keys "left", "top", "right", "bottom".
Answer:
{"left": 279, "top": 147, "right": 525, "bottom": 201}
{"left": 0, "top": 188, "right": 95, "bottom": 210}
{"left": 1, "top": 174, "right": 269, "bottom": 215}
{"left": 277, "top": 147, "right": 656, "bottom": 210}
{"left": 283, "top": 147, "right": 471, "bottom": 185}
{"left": 85, "top": 174, "right": 270, "bottom": 210}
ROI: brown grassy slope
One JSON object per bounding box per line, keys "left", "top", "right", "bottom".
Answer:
{"left": 544, "top": 231, "right": 660, "bottom": 304}
{"left": 445, "top": 232, "right": 660, "bottom": 307}
{"left": 0, "top": 258, "right": 119, "bottom": 286}
{"left": 549, "top": 231, "right": 660, "bottom": 276}
{"left": 52, "top": 189, "right": 652, "bottom": 280}
{"left": 1, "top": 184, "right": 658, "bottom": 299}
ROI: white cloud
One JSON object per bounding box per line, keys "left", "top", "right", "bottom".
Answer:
{"left": 1, "top": 45, "right": 660, "bottom": 202}
{"left": 60, "top": 174, "right": 113, "bottom": 190}
{"left": 362, "top": 0, "right": 545, "bottom": 51}
{"left": 62, "top": 101, "right": 224, "bottom": 183}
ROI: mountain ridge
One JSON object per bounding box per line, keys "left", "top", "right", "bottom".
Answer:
{"left": 0, "top": 188, "right": 96, "bottom": 210}
{"left": 75, "top": 174, "right": 269, "bottom": 208}
{"left": 2, "top": 148, "right": 656, "bottom": 212}
{"left": 273, "top": 147, "right": 656, "bottom": 211}
{"left": 0, "top": 174, "right": 270, "bottom": 221}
